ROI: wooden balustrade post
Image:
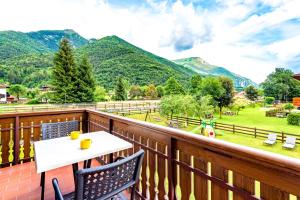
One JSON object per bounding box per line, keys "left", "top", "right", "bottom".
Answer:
{"left": 108, "top": 118, "right": 114, "bottom": 163}
{"left": 14, "top": 116, "right": 20, "bottom": 165}
{"left": 168, "top": 138, "right": 175, "bottom": 200}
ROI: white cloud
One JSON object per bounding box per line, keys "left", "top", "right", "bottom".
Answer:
{"left": 0, "top": 0, "right": 299, "bottom": 83}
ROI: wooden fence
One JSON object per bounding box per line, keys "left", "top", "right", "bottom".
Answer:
{"left": 0, "top": 110, "right": 300, "bottom": 199}
{"left": 170, "top": 115, "right": 300, "bottom": 144}
{"left": 0, "top": 100, "right": 159, "bottom": 113}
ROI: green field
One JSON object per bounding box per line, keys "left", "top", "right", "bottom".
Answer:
{"left": 216, "top": 106, "right": 299, "bottom": 135}
{"left": 127, "top": 111, "right": 300, "bottom": 158}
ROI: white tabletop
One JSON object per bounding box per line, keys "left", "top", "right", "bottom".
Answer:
{"left": 34, "top": 131, "right": 133, "bottom": 173}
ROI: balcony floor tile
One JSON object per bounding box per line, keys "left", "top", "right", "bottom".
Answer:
{"left": 0, "top": 160, "right": 100, "bottom": 200}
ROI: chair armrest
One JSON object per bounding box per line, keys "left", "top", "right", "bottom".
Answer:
{"left": 114, "top": 156, "right": 125, "bottom": 162}
{"left": 52, "top": 178, "right": 64, "bottom": 200}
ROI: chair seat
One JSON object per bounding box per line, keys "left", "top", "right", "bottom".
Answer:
{"left": 63, "top": 191, "right": 128, "bottom": 200}
{"left": 283, "top": 143, "right": 295, "bottom": 149}
{"left": 264, "top": 140, "right": 276, "bottom": 145}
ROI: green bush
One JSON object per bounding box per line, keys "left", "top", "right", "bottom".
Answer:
{"left": 287, "top": 113, "right": 300, "bottom": 125}
{"left": 265, "top": 96, "right": 275, "bottom": 105}
{"left": 265, "top": 107, "right": 284, "bottom": 117}
{"left": 27, "top": 99, "right": 40, "bottom": 104}
{"left": 284, "top": 103, "right": 294, "bottom": 112}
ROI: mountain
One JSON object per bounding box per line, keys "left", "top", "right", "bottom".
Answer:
{"left": 0, "top": 29, "right": 88, "bottom": 60}
{"left": 76, "top": 35, "right": 195, "bottom": 89}
{"left": 0, "top": 31, "right": 51, "bottom": 60}
{"left": 174, "top": 57, "right": 257, "bottom": 88}
{"left": 27, "top": 29, "right": 88, "bottom": 51}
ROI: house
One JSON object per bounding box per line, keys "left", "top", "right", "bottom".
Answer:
{"left": 293, "top": 73, "right": 300, "bottom": 108}
{"left": 0, "top": 83, "right": 8, "bottom": 102}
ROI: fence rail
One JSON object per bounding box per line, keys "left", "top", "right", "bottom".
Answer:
{"left": 170, "top": 115, "right": 300, "bottom": 144}
{"left": 0, "top": 100, "right": 159, "bottom": 113}
{"left": 1, "top": 110, "right": 300, "bottom": 199}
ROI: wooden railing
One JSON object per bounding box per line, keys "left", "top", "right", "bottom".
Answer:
{"left": 1, "top": 109, "right": 300, "bottom": 199}
{"left": 170, "top": 115, "right": 300, "bottom": 144}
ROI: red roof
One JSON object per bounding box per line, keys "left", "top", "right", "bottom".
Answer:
{"left": 293, "top": 73, "right": 300, "bottom": 81}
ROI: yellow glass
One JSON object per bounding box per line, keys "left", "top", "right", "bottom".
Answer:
{"left": 70, "top": 131, "right": 80, "bottom": 140}
{"left": 80, "top": 139, "right": 92, "bottom": 149}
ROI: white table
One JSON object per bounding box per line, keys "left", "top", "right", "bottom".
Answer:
{"left": 34, "top": 131, "right": 133, "bottom": 200}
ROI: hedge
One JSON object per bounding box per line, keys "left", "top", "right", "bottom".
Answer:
{"left": 287, "top": 113, "right": 300, "bottom": 126}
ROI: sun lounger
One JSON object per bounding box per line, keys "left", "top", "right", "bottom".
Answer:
{"left": 264, "top": 133, "right": 277, "bottom": 145}
{"left": 283, "top": 136, "right": 296, "bottom": 149}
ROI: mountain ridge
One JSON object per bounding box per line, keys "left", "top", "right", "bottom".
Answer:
{"left": 174, "top": 57, "right": 257, "bottom": 88}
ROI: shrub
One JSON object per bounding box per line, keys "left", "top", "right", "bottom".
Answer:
{"left": 284, "top": 103, "right": 295, "bottom": 112}
{"left": 265, "top": 96, "right": 275, "bottom": 105}
{"left": 27, "top": 99, "right": 40, "bottom": 104}
{"left": 287, "top": 113, "right": 300, "bottom": 126}
{"left": 265, "top": 107, "right": 284, "bottom": 117}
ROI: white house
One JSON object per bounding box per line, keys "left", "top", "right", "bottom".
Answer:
{"left": 0, "top": 84, "right": 7, "bottom": 102}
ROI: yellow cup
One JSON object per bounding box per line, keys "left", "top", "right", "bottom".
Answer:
{"left": 70, "top": 131, "right": 80, "bottom": 140}
{"left": 80, "top": 139, "right": 92, "bottom": 149}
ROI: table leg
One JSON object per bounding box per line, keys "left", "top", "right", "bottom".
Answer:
{"left": 40, "top": 172, "right": 45, "bottom": 200}
{"left": 72, "top": 163, "right": 79, "bottom": 184}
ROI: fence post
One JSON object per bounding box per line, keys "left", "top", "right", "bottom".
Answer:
{"left": 186, "top": 117, "right": 189, "bottom": 126}
{"left": 254, "top": 127, "right": 257, "bottom": 138}
{"left": 233, "top": 125, "right": 235, "bottom": 134}
{"left": 281, "top": 132, "right": 284, "bottom": 143}
{"left": 14, "top": 116, "right": 20, "bottom": 165}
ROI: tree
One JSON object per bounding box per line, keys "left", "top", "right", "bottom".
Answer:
{"left": 38, "top": 91, "right": 54, "bottom": 103}
{"left": 261, "top": 68, "right": 300, "bottom": 101}
{"left": 129, "top": 85, "right": 142, "bottom": 99}
{"left": 26, "top": 88, "right": 40, "bottom": 99}
{"left": 74, "top": 56, "right": 96, "bottom": 102}
{"left": 216, "top": 77, "right": 234, "bottom": 118}
{"left": 94, "top": 86, "right": 107, "bottom": 102}
{"left": 156, "top": 85, "right": 165, "bottom": 98}
{"left": 200, "top": 77, "right": 225, "bottom": 107}
{"left": 245, "top": 85, "right": 259, "bottom": 101}
{"left": 194, "top": 95, "right": 214, "bottom": 119}
{"left": 231, "top": 97, "right": 251, "bottom": 115}
{"left": 9, "top": 84, "right": 26, "bottom": 101}
{"left": 159, "top": 95, "right": 181, "bottom": 119}
{"left": 114, "top": 77, "right": 127, "bottom": 101}
{"left": 284, "top": 103, "right": 294, "bottom": 112}
{"left": 145, "top": 84, "right": 157, "bottom": 99}
{"left": 51, "top": 39, "right": 78, "bottom": 103}
{"left": 189, "top": 74, "right": 202, "bottom": 94}
{"left": 164, "top": 77, "right": 185, "bottom": 95}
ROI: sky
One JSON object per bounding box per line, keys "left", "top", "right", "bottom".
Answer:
{"left": 0, "top": 0, "right": 300, "bottom": 83}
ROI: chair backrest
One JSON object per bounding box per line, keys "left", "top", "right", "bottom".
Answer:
{"left": 286, "top": 136, "right": 296, "bottom": 145}
{"left": 268, "top": 133, "right": 277, "bottom": 141}
{"left": 75, "top": 150, "right": 144, "bottom": 200}
{"left": 41, "top": 120, "right": 78, "bottom": 140}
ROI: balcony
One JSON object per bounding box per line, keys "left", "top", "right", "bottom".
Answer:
{"left": 0, "top": 109, "right": 300, "bottom": 200}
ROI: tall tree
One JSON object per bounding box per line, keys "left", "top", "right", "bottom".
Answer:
{"left": 114, "top": 77, "right": 127, "bottom": 101}
{"left": 74, "top": 56, "right": 96, "bottom": 102}
{"left": 261, "top": 68, "right": 300, "bottom": 101}
{"left": 164, "top": 77, "right": 185, "bottom": 95}
{"left": 189, "top": 74, "right": 202, "bottom": 94}
{"left": 244, "top": 85, "right": 259, "bottom": 101}
{"left": 145, "top": 84, "right": 158, "bottom": 99}
{"left": 129, "top": 85, "right": 142, "bottom": 99}
{"left": 9, "top": 84, "right": 26, "bottom": 101}
{"left": 52, "top": 39, "right": 77, "bottom": 103}
{"left": 216, "top": 77, "right": 234, "bottom": 118}
{"left": 200, "top": 77, "right": 224, "bottom": 106}
{"left": 156, "top": 85, "right": 165, "bottom": 98}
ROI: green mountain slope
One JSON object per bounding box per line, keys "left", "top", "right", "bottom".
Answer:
{"left": 174, "top": 57, "right": 257, "bottom": 88}
{"left": 0, "top": 31, "right": 51, "bottom": 60}
{"left": 27, "top": 29, "right": 88, "bottom": 51}
{"left": 77, "top": 35, "right": 195, "bottom": 88}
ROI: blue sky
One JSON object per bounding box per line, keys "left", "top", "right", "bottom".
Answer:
{"left": 0, "top": 0, "right": 300, "bottom": 83}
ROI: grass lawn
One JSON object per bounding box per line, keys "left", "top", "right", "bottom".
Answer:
{"left": 216, "top": 106, "right": 299, "bottom": 135}
{"left": 127, "top": 112, "right": 300, "bottom": 158}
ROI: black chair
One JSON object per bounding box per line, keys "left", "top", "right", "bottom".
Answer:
{"left": 52, "top": 150, "right": 144, "bottom": 200}
{"left": 41, "top": 120, "right": 79, "bottom": 140}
